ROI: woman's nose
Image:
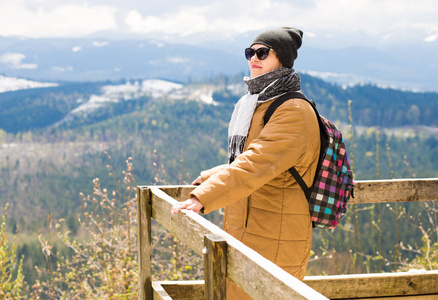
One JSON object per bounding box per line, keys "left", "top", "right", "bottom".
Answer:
{"left": 250, "top": 53, "right": 259, "bottom": 61}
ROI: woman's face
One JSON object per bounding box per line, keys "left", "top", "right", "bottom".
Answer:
{"left": 248, "top": 44, "right": 282, "bottom": 77}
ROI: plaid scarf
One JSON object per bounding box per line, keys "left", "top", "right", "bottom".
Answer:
{"left": 228, "top": 67, "right": 301, "bottom": 163}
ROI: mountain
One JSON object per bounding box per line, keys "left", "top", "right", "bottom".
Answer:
{"left": 1, "top": 73, "right": 437, "bottom": 135}
{"left": 0, "top": 36, "right": 437, "bottom": 92}
{"left": 0, "top": 36, "right": 246, "bottom": 82}
{"left": 0, "top": 75, "right": 58, "bottom": 93}
{"left": 1, "top": 71, "right": 437, "bottom": 289}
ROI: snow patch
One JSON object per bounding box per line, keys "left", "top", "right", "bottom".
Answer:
{"left": 59, "top": 79, "right": 218, "bottom": 125}
{"left": 301, "top": 70, "right": 423, "bottom": 92}
{"left": 187, "top": 86, "right": 216, "bottom": 105}
{"left": 70, "top": 95, "right": 118, "bottom": 114}
{"left": 69, "top": 79, "right": 184, "bottom": 116}
{"left": 0, "top": 75, "right": 58, "bottom": 93}
{"left": 141, "top": 79, "right": 183, "bottom": 98}
{"left": 227, "top": 83, "right": 246, "bottom": 96}
{"left": 302, "top": 70, "right": 362, "bottom": 84}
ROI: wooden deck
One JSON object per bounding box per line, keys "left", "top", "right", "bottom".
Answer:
{"left": 137, "top": 178, "right": 438, "bottom": 299}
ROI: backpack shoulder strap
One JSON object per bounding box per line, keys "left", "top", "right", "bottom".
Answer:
{"left": 263, "top": 91, "right": 317, "bottom": 198}
{"left": 263, "top": 91, "right": 315, "bottom": 125}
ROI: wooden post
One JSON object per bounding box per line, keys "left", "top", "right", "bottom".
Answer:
{"left": 137, "top": 187, "right": 152, "bottom": 300}
{"left": 204, "top": 234, "right": 227, "bottom": 300}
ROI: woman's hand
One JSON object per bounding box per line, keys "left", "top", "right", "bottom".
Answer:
{"left": 171, "top": 197, "right": 203, "bottom": 214}
{"left": 192, "top": 176, "right": 202, "bottom": 186}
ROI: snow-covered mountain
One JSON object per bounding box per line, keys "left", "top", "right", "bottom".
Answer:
{"left": 70, "top": 79, "right": 184, "bottom": 115}
{"left": 0, "top": 37, "right": 246, "bottom": 83}
{"left": 0, "top": 36, "right": 437, "bottom": 92}
{"left": 0, "top": 75, "right": 58, "bottom": 93}
{"left": 55, "top": 78, "right": 220, "bottom": 125}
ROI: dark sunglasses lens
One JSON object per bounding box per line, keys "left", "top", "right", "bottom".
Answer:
{"left": 257, "top": 48, "right": 270, "bottom": 60}
{"left": 245, "top": 47, "right": 270, "bottom": 60}
{"left": 245, "top": 48, "right": 255, "bottom": 60}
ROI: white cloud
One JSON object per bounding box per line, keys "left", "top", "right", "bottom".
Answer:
{"left": 52, "top": 66, "right": 73, "bottom": 72}
{"left": 0, "top": 53, "right": 37, "bottom": 69}
{"left": 124, "top": 1, "right": 275, "bottom": 37}
{"left": 72, "top": 46, "right": 81, "bottom": 52}
{"left": 92, "top": 41, "right": 109, "bottom": 47}
{"left": 124, "top": 0, "right": 438, "bottom": 44}
{"left": 424, "top": 34, "right": 438, "bottom": 42}
{"left": 0, "top": 0, "right": 437, "bottom": 45}
{"left": 149, "top": 41, "right": 165, "bottom": 48}
{"left": 167, "top": 57, "right": 189, "bottom": 64}
{"left": 0, "top": 1, "right": 117, "bottom": 38}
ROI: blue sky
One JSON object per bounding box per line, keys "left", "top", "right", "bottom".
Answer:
{"left": 1, "top": 0, "right": 437, "bottom": 48}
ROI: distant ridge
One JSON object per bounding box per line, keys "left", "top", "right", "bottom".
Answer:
{"left": 0, "top": 75, "right": 58, "bottom": 93}
{"left": 0, "top": 36, "right": 436, "bottom": 92}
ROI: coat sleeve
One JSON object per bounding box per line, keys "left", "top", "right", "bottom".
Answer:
{"left": 191, "top": 99, "right": 312, "bottom": 214}
{"left": 200, "top": 164, "right": 228, "bottom": 182}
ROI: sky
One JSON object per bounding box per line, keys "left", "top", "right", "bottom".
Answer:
{"left": 1, "top": 0, "right": 437, "bottom": 48}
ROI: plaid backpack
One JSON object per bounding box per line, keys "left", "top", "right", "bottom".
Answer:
{"left": 264, "top": 91, "right": 354, "bottom": 229}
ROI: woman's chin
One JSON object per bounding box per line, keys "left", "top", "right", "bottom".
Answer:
{"left": 250, "top": 70, "right": 263, "bottom": 77}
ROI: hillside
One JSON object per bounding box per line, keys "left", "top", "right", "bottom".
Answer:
{"left": 1, "top": 73, "right": 437, "bottom": 134}
{"left": 1, "top": 73, "right": 437, "bottom": 223}
{"left": 0, "top": 73, "right": 437, "bottom": 287}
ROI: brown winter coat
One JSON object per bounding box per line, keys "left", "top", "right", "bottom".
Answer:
{"left": 190, "top": 95, "right": 320, "bottom": 299}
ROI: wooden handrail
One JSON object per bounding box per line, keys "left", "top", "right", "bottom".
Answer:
{"left": 158, "top": 178, "right": 438, "bottom": 204}
{"left": 350, "top": 178, "right": 438, "bottom": 204}
{"left": 138, "top": 186, "right": 328, "bottom": 300}
{"left": 304, "top": 270, "right": 438, "bottom": 299}
{"left": 137, "top": 178, "right": 438, "bottom": 299}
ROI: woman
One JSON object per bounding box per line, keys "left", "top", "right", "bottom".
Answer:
{"left": 171, "top": 27, "right": 320, "bottom": 299}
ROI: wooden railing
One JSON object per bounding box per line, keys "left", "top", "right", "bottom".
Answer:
{"left": 137, "top": 178, "right": 438, "bottom": 299}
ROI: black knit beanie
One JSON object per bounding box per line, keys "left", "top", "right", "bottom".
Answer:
{"left": 251, "top": 27, "right": 303, "bottom": 68}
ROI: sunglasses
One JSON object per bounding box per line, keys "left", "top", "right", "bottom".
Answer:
{"left": 245, "top": 47, "right": 272, "bottom": 60}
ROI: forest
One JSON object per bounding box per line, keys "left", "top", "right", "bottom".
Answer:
{"left": 0, "top": 73, "right": 437, "bottom": 297}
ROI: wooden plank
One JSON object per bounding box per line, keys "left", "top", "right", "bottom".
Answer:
{"left": 152, "top": 282, "right": 173, "bottom": 300}
{"left": 150, "top": 186, "right": 214, "bottom": 255}
{"left": 151, "top": 280, "right": 438, "bottom": 300}
{"left": 136, "top": 180, "right": 438, "bottom": 300}
{"left": 158, "top": 185, "right": 195, "bottom": 202}
{"left": 304, "top": 270, "right": 438, "bottom": 299}
{"left": 204, "top": 234, "right": 227, "bottom": 299}
{"left": 137, "top": 187, "right": 153, "bottom": 300}
{"left": 350, "top": 178, "right": 438, "bottom": 204}
{"left": 153, "top": 280, "right": 205, "bottom": 300}
{"left": 352, "top": 295, "right": 438, "bottom": 300}
{"left": 148, "top": 186, "right": 328, "bottom": 300}
{"left": 149, "top": 179, "right": 438, "bottom": 205}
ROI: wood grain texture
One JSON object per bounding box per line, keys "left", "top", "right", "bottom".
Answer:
{"left": 350, "top": 178, "right": 438, "bottom": 204}
{"left": 204, "top": 234, "right": 227, "bottom": 299}
{"left": 141, "top": 178, "right": 438, "bottom": 205}
{"left": 136, "top": 179, "right": 438, "bottom": 299}
{"left": 152, "top": 281, "right": 173, "bottom": 300}
{"left": 304, "top": 270, "right": 438, "bottom": 299}
{"left": 137, "top": 187, "right": 153, "bottom": 300}
{"left": 153, "top": 281, "right": 204, "bottom": 300}
{"left": 147, "top": 186, "right": 328, "bottom": 300}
